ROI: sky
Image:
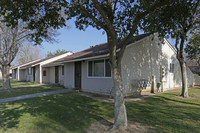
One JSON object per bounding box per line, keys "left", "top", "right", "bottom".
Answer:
{"left": 40, "top": 19, "right": 107, "bottom": 57}
{"left": 40, "top": 18, "right": 175, "bottom": 57}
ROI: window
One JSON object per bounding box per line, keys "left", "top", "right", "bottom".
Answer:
{"left": 62, "top": 66, "right": 64, "bottom": 75}
{"left": 43, "top": 70, "right": 46, "bottom": 76}
{"left": 88, "top": 59, "right": 111, "bottom": 77}
{"left": 170, "top": 63, "right": 174, "bottom": 73}
{"left": 28, "top": 68, "right": 32, "bottom": 75}
{"left": 105, "top": 59, "right": 111, "bottom": 77}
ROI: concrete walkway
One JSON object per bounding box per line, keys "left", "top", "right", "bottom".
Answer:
{"left": 0, "top": 89, "right": 73, "bottom": 103}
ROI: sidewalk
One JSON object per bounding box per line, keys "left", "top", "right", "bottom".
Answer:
{"left": 0, "top": 89, "right": 73, "bottom": 103}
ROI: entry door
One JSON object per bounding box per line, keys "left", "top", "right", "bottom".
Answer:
{"left": 33, "top": 67, "right": 36, "bottom": 81}
{"left": 75, "top": 61, "right": 81, "bottom": 88}
{"left": 55, "top": 66, "right": 59, "bottom": 83}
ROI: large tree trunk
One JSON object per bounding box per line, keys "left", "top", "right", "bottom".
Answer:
{"left": 108, "top": 36, "right": 127, "bottom": 130}
{"left": 178, "top": 59, "right": 188, "bottom": 97}
{"left": 112, "top": 66, "right": 127, "bottom": 129}
{"left": 1, "top": 64, "right": 11, "bottom": 89}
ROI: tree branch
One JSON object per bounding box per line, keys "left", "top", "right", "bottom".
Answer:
{"left": 78, "top": 0, "right": 106, "bottom": 30}
{"left": 117, "top": 0, "right": 176, "bottom": 64}
{"left": 92, "top": 0, "right": 116, "bottom": 35}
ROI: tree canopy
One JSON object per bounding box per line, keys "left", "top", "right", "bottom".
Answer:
{"left": 0, "top": 0, "right": 66, "bottom": 44}
{"left": 185, "top": 32, "right": 200, "bottom": 66}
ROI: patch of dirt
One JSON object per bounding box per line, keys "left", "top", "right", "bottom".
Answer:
{"left": 76, "top": 91, "right": 152, "bottom": 103}
{"left": 76, "top": 91, "right": 114, "bottom": 102}
{"left": 86, "top": 119, "right": 156, "bottom": 133}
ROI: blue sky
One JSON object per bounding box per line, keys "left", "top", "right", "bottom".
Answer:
{"left": 41, "top": 19, "right": 107, "bottom": 57}
{"left": 40, "top": 19, "right": 175, "bottom": 57}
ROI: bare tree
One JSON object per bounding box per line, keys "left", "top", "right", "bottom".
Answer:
{"left": 15, "top": 43, "right": 43, "bottom": 65}
{"left": 0, "top": 17, "right": 30, "bottom": 89}
{"left": 0, "top": 15, "right": 55, "bottom": 89}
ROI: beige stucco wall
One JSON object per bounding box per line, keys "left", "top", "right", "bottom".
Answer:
{"left": 187, "top": 67, "right": 194, "bottom": 87}
{"left": 121, "top": 34, "right": 193, "bottom": 96}
{"left": 121, "top": 35, "right": 161, "bottom": 95}
{"left": 161, "top": 39, "right": 182, "bottom": 89}
{"left": 61, "top": 35, "right": 193, "bottom": 96}
{"left": 194, "top": 74, "right": 200, "bottom": 85}
{"left": 49, "top": 67, "right": 55, "bottom": 84}
{"left": 81, "top": 60, "right": 113, "bottom": 95}
{"left": 19, "top": 69, "right": 26, "bottom": 81}
{"left": 42, "top": 67, "right": 50, "bottom": 83}
{"left": 64, "top": 62, "right": 75, "bottom": 88}
{"left": 42, "top": 66, "right": 64, "bottom": 85}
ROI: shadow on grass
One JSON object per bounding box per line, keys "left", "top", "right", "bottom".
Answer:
{"left": 0, "top": 93, "right": 114, "bottom": 133}
{"left": 0, "top": 88, "right": 200, "bottom": 133}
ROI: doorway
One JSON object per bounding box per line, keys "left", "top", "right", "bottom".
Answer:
{"left": 55, "top": 66, "right": 59, "bottom": 83}
{"left": 33, "top": 67, "right": 36, "bottom": 82}
{"left": 75, "top": 61, "right": 82, "bottom": 89}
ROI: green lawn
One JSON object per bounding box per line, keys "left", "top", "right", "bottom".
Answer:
{"left": 0, "top": 93, "right": 114, "bottom": 133}
{"left": 126, "top": 88, "right": 200, "bottom": 133}
{"left": 0, "top": 79, "right": 60, "bottom": 99}
{"left": 0, "top": 88, "right": 199, "bottom": 133}
{"left": 0, "top": 79, "right": 38, "bottom": 88}
{"left": 0, "top": 85, "right": 58, "bottom": 99}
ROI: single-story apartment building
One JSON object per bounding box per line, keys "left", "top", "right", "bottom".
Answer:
{"left": 41, "top": 61, "right": 65, "bottom": 85}
{"left": 12, "top": 33, "right": 194, "bottom": 96}
{"left": 51, "top": 33, "right": 194, "bottom": 96}
{"left": 16, "top": 52, "right": 72, "bottom": 83}
{"left": 12, "top": 59, "right": 41, "bottom": 80}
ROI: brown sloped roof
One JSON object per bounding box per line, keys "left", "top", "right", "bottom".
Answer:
{"left": 20, "top": 52, "right": 71, "bottom": 69}
{"left": 56, "top": 33, "right": 151, "bottom": 63}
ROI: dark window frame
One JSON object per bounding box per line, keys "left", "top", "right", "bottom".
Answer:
{"left": 170, "top": 63, "right": 175, "bottom": 73}
{"left": 88, "top": 59, "right": 112, "bottom": 78}
{"left": 62, "top": 66, "right": 64, "bottom": 75}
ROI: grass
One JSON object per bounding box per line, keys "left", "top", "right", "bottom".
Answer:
{"left": 0, "top": 87, "right": 199, "bottom": 133}
{"left": 0, "top": 79, "right": 60, "bottom": 99}
{"left": 0, "top": 86, "right": 58, "bottom": 99}
{"left": 0, "top": 93, "right": 114, "bottom": 133}
{"left": 0, "top": 79, "right": 38, "bottom": 88}
{"left": 126, "top": 88, "right": 200, "bottom": 133}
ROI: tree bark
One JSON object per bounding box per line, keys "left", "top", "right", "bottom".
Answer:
{"left": 1, "top": 64, "right": 11, "bottom": 89}
{"left": 178, "top": 59, "right": 188, "bottom": 97}
{"left": 112, "top": 66, "right": 127, "bottom": 130}
{"left": 108, "top": 36, "right": 127, "bottom": 130}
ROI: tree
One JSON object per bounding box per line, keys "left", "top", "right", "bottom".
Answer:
{"left": 185, "top": 33, "right": 200, "bottom": 66}
{"left": 0, "top": 14, "right": 56, "bottom": 89}
{"left": 142, "top": 0, "right": 200, "bottom": 98}
{"left": 46, "top": 49, "right": 71, "bottom": 57}
{"left": 0, "top": 17, "right": 30, "bottom": 89}
{"left": 0, "top": 0, "right": 177, "bottom": 129}
{"left": 15, "top": 43, "right": 43, "bottom": 65}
